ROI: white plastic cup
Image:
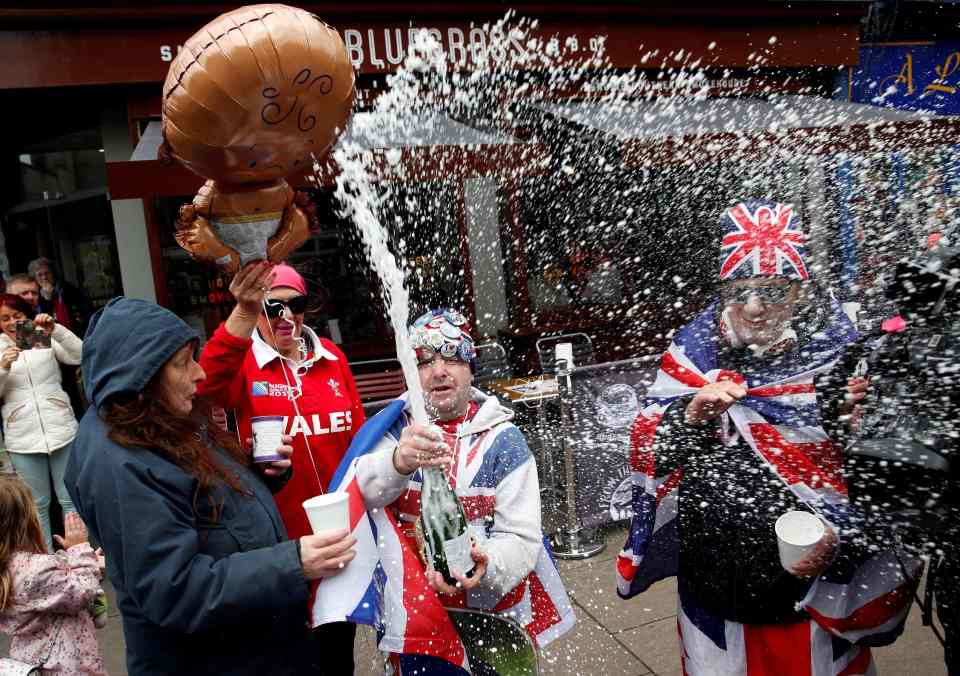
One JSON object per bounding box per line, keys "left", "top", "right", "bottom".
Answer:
{"left": 251, "top": 415, "right": 285, "bottom": 463}
{"left": 302, "top": 492, "right": 350, "bottom": 535}
{"left": 774, "top": 510, "right": 826, "bottom": 571}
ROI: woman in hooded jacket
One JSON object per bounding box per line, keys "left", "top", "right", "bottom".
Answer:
{"left": 64, "top": 297, "right": 356, "bottom": 675}
{"left": 0, "top": 292, "right": 82, "bottom": 552}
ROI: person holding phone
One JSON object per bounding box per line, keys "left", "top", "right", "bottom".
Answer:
{"left": 0, "top": 293, "right": 83, "bottom": 552}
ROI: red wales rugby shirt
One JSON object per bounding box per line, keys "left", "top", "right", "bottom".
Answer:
{"left": 198, "top": 322, "right": 366, "bottom": 541}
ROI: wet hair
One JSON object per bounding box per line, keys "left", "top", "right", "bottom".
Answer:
{"left": 0, "top": 477, "right": 48, "bottom": 610}
{"left": 102, "top": 367, "right": 251, "bottom": 518}
{"left": 0, "top": 293, "right": 35, "bottom": 319}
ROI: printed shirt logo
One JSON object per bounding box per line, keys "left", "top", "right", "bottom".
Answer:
{"left": 252, "top": 381, "right": 296, "bottom": 398}
{"left": 285, "top": 411, "right": 353, "bottom": 436}
{"left": 328, "top": 378, "right": 343, "bottom": 398}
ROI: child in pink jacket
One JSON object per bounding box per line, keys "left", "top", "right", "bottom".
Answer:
{"left": 0, "top": 476, "right": 107, "bottom": 675}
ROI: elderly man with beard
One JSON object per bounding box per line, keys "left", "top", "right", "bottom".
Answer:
{"left": 616, "top": 200, "right": 916, "bottom": 676}
{"left": 351, "top": 308, "right": 575, "bottom": 672}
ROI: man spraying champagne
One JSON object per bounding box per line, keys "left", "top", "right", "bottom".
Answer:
{"left": 349, "top": 308, "right": 575, "bottom": 673}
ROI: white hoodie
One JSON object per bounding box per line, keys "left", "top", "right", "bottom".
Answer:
{"left": 356, "top": 388, "right": 543, "bottom": 601}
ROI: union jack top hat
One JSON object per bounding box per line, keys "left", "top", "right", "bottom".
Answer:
{"left": 719, "top": 200, "right": 810, "bottom": 281}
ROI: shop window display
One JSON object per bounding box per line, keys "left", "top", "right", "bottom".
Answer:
{"left": 154, "top": 180, "right": 467, "bottom": 358}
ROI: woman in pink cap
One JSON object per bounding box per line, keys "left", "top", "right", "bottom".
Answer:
{"left": 197, "top": 261, "right": 364, "bottom": 674}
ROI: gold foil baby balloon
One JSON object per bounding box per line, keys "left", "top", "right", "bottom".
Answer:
{"left": 160, "top": 4, "right": 354, "bottom": 272}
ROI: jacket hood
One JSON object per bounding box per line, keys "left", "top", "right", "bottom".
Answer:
{"left": 82, "top": 297, "right": 198, "bottom": 409}
{"left": 400, "top": 387, "right": 514, "bottom": 435}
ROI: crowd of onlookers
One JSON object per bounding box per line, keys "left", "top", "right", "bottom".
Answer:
{"left": 0, "top": 258, "right": 90, "bottom": 489}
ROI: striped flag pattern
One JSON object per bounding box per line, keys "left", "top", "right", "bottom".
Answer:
{"left": 313, "top": 396, "right": 575, "bottom": 672}
{"left": 311, "top": 400, "right": 470, "bottom": 672}
{"left": 616, "top": 302, "right": 921, "bottom": 674}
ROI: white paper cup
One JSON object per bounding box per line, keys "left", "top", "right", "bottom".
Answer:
{"left": 302, "top": 492, "right": 350, "bottom": 535}
{"left": 775, "top": 510, "right": 826, "bottom": 571}
{"left": 251, "top": 415, "right": 285, "bottom": 463}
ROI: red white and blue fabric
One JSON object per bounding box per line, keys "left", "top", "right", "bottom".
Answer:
{"left": 311, "top": 400, "right": 471, "bottom": 673}
{"left": 677, "top": 590, "right": 879, "bottom": 676}
{"left": 616, "top": 302, "right": 922, "bottom": 675}
{"left": 313, "top": 398, "right": 574, "bottom": 674}
{"left": 720, "top": 201, "right": 810, "bottom": 281}
{"left": 388, "top": 413, "right": 576, "bottom": 652}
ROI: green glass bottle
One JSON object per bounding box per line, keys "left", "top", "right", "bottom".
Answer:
{"left": 420, "top": 435, "right": 475, "bottom": 586}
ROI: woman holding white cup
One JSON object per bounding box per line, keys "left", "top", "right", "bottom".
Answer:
{"left": 197, "top": 262, "right": 366, "bottom": 674}
{"left": 64, "top": 298, "right": 357, "bottom": 675}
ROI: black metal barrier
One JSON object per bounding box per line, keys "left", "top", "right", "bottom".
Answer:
{"left": 496, "top": 357, "right": 659, "bottom": 558}
{"left": 556, "top": 356, "right": 658, "bottom": 527}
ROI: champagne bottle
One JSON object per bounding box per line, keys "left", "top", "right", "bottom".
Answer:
{"left": 420, "top": 432, "right": 475, "bottom": 586}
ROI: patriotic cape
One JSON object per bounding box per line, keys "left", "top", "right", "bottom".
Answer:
{"left": 313, "top": 396, "right": 575, "bottom": 673}
{"left": 616, "top": 301, "right": 922, "bottom": 647}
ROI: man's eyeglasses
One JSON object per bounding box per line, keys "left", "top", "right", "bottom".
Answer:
{"left": 262, "top": 295, "right": 309, "bottom": 318}
{"left": 721, "top": 284, "right": 794, "bottom": 306}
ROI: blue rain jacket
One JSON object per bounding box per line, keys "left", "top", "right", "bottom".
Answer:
{"left": 65, "top": 298, "right": 309, "bottom": 675}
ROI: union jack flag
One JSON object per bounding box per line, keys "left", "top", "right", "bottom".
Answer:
{"left": 616, "top": 301, "right": 922, "bottom": 676}
{"left": 314, "top": 397, "right": 574, "bottom": 674}
{"left": 720, "top": 201, "right": 809, "bottom": 281}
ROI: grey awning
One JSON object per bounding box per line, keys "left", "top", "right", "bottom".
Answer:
{"left": 338, "top": 111, "right": 520, "bottom": 151}
{"left": 130, "top": 112, "right": 520, "bottom": 162}
{"left": 534, "top": 95, "right": 932, "bottom": 141}
{"left": 131, "top": 120, "right": 165, "bottom": 162}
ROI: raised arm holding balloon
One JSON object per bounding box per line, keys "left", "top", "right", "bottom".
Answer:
{"left": 197, "top": 261, "right": 365, "bottom": 674}
{"left": 159, "top": 4, "right": 354, "bottom": 273}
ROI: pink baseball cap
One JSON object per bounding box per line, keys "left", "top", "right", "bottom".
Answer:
{"left": 270, "top": 264, "right": 306, "bottom": 295}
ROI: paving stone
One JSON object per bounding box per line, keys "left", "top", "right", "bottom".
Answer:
{"left": 873, "top": 597, "right": 947, "bottom": 676}
{"left": 616, "top": 615, "right": 683, "bottom": 676}
{"left": 539, "top": 610, "right": 651, "bottom": 676}
{"left": 355, "top": 623, "right": 385, "bottom": 674}
{"left": 564, "top": 564, "right": 677, "bottom": 634}
{"left": 96, "top": 616, "right": 128, "bottom": 676}
{"left": 554, "top": 524, "right": 627, "bottom": 573}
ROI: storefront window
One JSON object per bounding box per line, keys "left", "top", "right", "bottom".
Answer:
{"left": 154, "top": 181, "right": 467, "bottom": 356}
{"left": 3, "top": 117, "right": 120, "bottom": 310}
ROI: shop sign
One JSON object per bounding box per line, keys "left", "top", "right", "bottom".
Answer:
{"left": 0, "top": 16, "right": 860, "bottom": 89}
{"left": 340, "top": 25, "right": 605, "bottom": 71}
{"left": 850, "top": 42, "right": 960, "bottom": 115}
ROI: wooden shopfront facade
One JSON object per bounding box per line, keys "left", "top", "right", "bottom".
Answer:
{"left": 1, "top": 1, "right": 893, "bottom": 370}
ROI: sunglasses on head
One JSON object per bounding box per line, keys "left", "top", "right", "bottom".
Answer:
{"left": 262, "top": 295, "right": 309, "bottom": 318}
{"left": 721, "top": 284, "right": 794, "bottom": 306}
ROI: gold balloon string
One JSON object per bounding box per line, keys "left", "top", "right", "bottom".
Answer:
{"left": 261, "top": 298, "right": 325, "bottom": 495}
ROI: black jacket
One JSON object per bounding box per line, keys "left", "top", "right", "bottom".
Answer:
{"left": 39, "top": 280, "right": 91, "bottom": 337}
{"left": 65, "top": 298, "right": 309, "bottom": 675}
{"left": 654, "top": 346, "right": 855, "bottom": 625}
